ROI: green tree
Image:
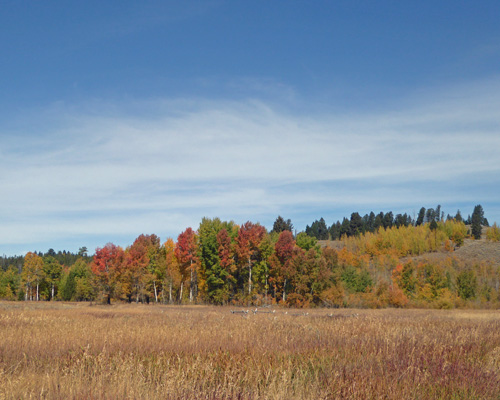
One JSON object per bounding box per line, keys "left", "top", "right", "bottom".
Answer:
{"left": 271, "top": 216, "right": 294, "bottom": 234}
{"left": 471, "top": 204, "right": 484, "bottom": 240}
{"left": 425, "top": 208, "right": 435, "bottom": 223}
{"left": 329, "top": 221, "right": 341, "bottom": 240}
{"left": 305, "top": 218, "right": 329, "bottom": 240}
{"left": 43, "top": 256, "right": 62, "bottom": 300}
{"left": 295, "top": 232, "right": 320, "bottom": 254}
{"left": 339, "top": 217, "right": 350, "bottom": 238}
{"left": 197, "top": 217, "right": 236, "bottom": 304}
{"left": 0, "top": 265, "right": 20, "bottom": 300}
{"left": 367, "top": 212, "right": 376, "bottom": 232}
{"left": 435, "top": 204, "right": 442, "bottom": 222}
{"left": 374, "top": 212, "right": 384, "bottom": 230}
{"left": 349, "top": 212, "right": 363, "bottom": 236}
{"left": 456, "top": 269, "right": 477, "bottom": 300}
{"left": 416, "top": 207, "right": 426, "bottom": 226}
{"left": 383, "top": 212, "right": 394, "bottom": 228}
{"left": 341, "top": 266, "right": 372, "bottom": 293}
{"left": 60, "top": 259, "right": 94, "bottom": 301}
{"left": 253, "top": 233, "right": 275, "bottom": 303}
{"left": 400, "top": 263, "right": 417, "bottom": 296}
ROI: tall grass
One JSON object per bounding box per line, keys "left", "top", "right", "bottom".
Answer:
{"left": 0, "top": 302, "right": 499, "bottom": 399}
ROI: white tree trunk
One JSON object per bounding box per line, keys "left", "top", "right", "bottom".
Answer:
{"left": 265, "top": 276, "right": 268, "bottom": 303}
{"left": 169, "top": 281, "right": 173, "bottom": 304}
{"left": 283, "top": 278, "right": 287, "bottom": 302}
{"left": 248, "top": 259, "right": 252, "bottom": 295}
{"left": 154, "top": 281, "right": 158, "bottom": 303}
{"left": 180, "top": 281, "right": 183, "bottom": 304}
{"left": 189, "top": 260, "right": 194, "bottom": 303}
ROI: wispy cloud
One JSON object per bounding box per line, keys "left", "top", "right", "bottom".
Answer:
{"left": 1, "top": 78, "right": 500, "bottom": 254}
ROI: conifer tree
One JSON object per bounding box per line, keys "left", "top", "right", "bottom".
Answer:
{"left": 416, "top": 207, "right": 426, "bottom": 226}
{"left": 471, "top": 204, "right": 484, "bottom": 240}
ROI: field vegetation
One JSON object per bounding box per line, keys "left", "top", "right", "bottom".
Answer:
{"left": 0, "top": 302, "right": 499, "bottom": 399}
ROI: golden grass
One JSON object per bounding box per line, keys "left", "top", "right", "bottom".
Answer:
{"left": 1, "top": 302, "right": 499, "bottom": 399}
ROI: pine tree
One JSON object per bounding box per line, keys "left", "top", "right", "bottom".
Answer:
{"left": 416, "top": 207, "right": 426, "bottom": 226}
{"left": 471, "top": 205, "right": 484, "bottom": 240}
{"left": 271, "top": 216, "right": 294, "bottom": 234}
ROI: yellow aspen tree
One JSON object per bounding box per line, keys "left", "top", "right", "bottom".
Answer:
{"left": 22, "top": 252, "right": 44, "bottom": 301}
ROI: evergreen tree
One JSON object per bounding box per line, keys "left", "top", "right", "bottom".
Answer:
{"left": 306, "top": 218, "right": 328, "bottom": 240}
{"left": 367, "top": 212, "right": 375, "bottom": 232}
{"left": 271, "top": 216, "right": 294, "bottom": 234}
{"left": 349, "top": 212, "right": 363, "bottom": 236}
{"left": 317, "top": 218, "right": 328, "bottom": 240}
{"left": 416, "top": 207, "right": 426, "bottom": 226}
{"left": 374, "top": 212, "right": 384, "bottom": 230}
{"left": 471, "top": 204, "right": 484, "bottom": 240}
{"left": 394, "top": 214, "right": 404, "bottom": 227}
{"left": 435, "top": 205, "right": 441, "bottom": 222}
{"left": 339, "top": 217, "right": 350, "bottom": 238}
{"left": 328, "top": 221, "right": 341, "bottom": 240}
{"left": 383, "top": 211, "right": 394, "bottom": 228}
{"left": 455, "top": 210, "right": 463, "bottom": 222}
{"left": 425, "top": 208, "right": 435, "bottom": 223}
{"left": 305, "top": 224, "right": 314, "bottom": 237}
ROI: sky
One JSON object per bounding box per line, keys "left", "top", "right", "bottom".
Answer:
{"left": 1, "top": 1, "right": 500, "bottom": 256}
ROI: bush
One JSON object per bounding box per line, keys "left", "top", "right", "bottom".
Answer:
{"left": 486, "top": 223, "right": 500, "bottom": 242}
{"left": 456, "top": 269, "right": 477, "bottom": 300}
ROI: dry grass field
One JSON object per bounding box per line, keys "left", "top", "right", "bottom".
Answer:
{"left": 1, "top": 302, "right": 499, "bottom": 399}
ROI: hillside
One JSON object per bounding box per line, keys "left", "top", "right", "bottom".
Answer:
{"left": 408, "top": 238, "right": 500, "bottom": 266}
{"left": 319, "top": 229, "right": 500, "bottom": 267}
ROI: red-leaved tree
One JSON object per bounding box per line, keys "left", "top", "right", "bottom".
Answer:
{"left": 91, "top": 243, "right": 125, "bottom": 304}
{"left": 235, "top": 221, "right": 266, "bottom": 296}
{"left": 175, "top": 228, "right": 198, "bottom": 303}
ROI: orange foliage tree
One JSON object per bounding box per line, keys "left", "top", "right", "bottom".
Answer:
{"left": 235, "top": 222, "right": 266, "bottom": 297}
{"left": 175, "top": 228, "right": 198, "bottom": 303}
{"left": 91, "top": 243, "right": 125, "bottom": 304}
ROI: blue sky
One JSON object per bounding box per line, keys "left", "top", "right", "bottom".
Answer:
{"left": 1, "top": 1, "right": 500, "bottom": 256}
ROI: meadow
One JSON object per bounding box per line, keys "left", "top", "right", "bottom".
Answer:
{"left": 0, "top": 302, "right": 499, "bottom": 399}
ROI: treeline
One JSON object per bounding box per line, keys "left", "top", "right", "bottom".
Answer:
{"left": 306, "top": 204, "right": 489, "bottom": 240}
{"left": 1, "top": 205, "right": 499, "bottom": 308}
{"left": 1, "top": 248, "right": 90, "bottom": 273}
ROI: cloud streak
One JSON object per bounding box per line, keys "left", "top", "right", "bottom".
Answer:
{"left": 1, "top": 78, "right": 500, "bottom": 254}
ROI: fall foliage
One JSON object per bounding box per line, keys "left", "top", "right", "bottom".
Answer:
{"left": 1, "top": 206, "right": 499, "bottom": 309}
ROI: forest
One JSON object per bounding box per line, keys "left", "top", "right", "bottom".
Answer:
{"left": 1, "top": 204, "right": 499, "bottom": 308}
